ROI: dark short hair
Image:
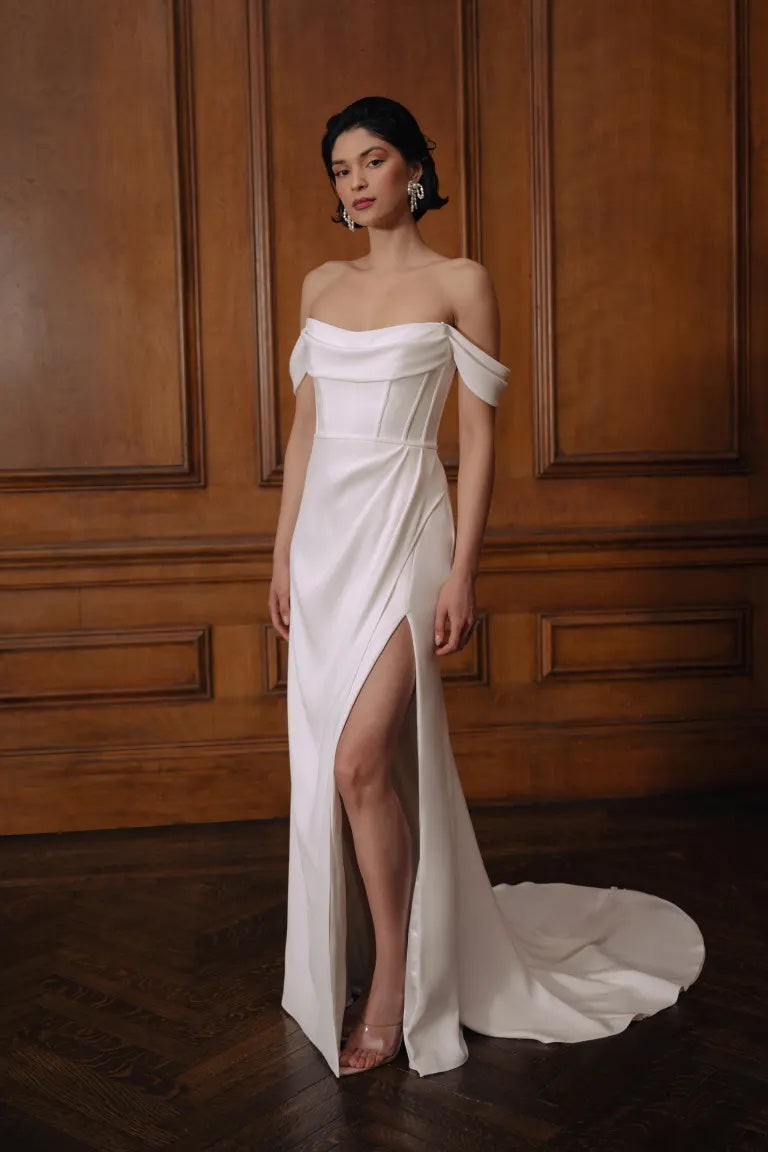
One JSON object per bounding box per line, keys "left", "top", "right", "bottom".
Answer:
{"left": 321, "top": 96, "right": 449, "bottom": 228}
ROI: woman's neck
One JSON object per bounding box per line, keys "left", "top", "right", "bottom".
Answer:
{"left": 357, "top": 217, "right": 434, "bottom": 272}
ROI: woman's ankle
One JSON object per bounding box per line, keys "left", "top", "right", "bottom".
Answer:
{"left": 365, "top": 979, "right": 405, "bottom": 1014}
{"left": 369, "top": 963, "right": 405, "bottom": 989}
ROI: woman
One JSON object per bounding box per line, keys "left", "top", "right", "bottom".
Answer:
{"left": 269, "top": 97, "right": 705, "bottom": 1078}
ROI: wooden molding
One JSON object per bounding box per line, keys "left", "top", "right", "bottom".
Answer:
{"left": 538, "top": 604, "right": 751, "bottom": 682}
{"left": 457, "top": 0, "right": 482, "bottom": 262}
{"left": 0, "top": 624, "right": 212, "bottom": 707}
{"left": 248, "top": 0, "right": 281, "bottom": 487}
{"left": 1, "top": 521, "right": 767, "bottom": 587}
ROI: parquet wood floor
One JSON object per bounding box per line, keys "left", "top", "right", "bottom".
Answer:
{"left": 1, "top": 785, "right": 765, "bottom": 1151}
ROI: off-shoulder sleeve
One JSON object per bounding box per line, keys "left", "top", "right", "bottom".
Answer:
{"left": 288, "top": 329, "right": 309, "bottom": 393}
{"left": 448, "top": 326, "right": 510, "bottom": 407}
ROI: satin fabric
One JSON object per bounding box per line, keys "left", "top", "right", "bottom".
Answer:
{"left": 281, "top": 318, "right": 705, "bottom": 1077}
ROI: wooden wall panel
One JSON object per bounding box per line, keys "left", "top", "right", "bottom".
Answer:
{"left": 0, "top": 0, "right": 262, "bottom": 541}
{"left": 0, "top": 626, "right": 212, "bottom": 706}
{"left": 482, "top": 0, "right": 761, "bottom": 532}
{"left": 538, "top": 0, "right": 747, "bottom": 475}
{"left": 0, "top": 0, "right": 202, "bottom": 487}
{"left": 538, "top": 607, "right": 751, "bottom": 682}
{"left": 0, "top": 0, "right": 765, "bottom": 835}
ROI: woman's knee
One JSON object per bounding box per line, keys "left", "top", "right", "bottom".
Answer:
{"left": 334, "top": 735, "right": 390, "bottom": 801}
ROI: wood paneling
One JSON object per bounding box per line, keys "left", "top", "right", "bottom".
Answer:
{"left": 0, "top": 0, "right": 765, "bottom": 834}
{"left": 538, "top": 606, "right": 751, "bottom": 681}
{"left": 0, "top": 0, "right": 204, "bottom": 490}
{"left": 532, "top": 0, "right": 749, "bottom": 478}
{"left": 0, "top": 626, "right": 212, "bottom": 706}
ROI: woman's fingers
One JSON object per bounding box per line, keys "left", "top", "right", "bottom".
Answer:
{"left": 435, "top": 614, "right": 476, "bottom": 655}
{"left": 434, "top": 603, "right": 449, "bottom": 649}
{"left": 435, "top": 615, "right": 466, "bottom": 655}
{"left": 269, "top": 587, "right": 290, "bottom": 641}
{"left": 271, "top": 611, "right": 289, "bottom": 642}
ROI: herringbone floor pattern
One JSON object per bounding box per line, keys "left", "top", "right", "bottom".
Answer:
{"left": 1, "top": 785, "right": 766, "bottom": 1151}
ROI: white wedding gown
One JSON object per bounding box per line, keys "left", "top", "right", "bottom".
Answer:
{"left": 281, "top": 317, "right": 705, "bottom": 1078}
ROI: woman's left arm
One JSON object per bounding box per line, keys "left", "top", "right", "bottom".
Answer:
{"left": 434, "top": 261, "right": 501, "bottom": 657}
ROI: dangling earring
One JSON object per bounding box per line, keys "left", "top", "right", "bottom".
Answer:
{"left": 342, "top": 207, "right": 355, "bottom": 230}
{"left": 407, "top": 179, "right": 425, "bottom": 213}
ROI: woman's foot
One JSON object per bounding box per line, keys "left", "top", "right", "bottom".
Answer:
{"left": 341, "top": 993, "right": 367, "bottom": 1041}
{"left": 339, "top": 1017, "right": 403, "bottom": 1074}
{"left": 339, "top": 976, "right": 404, "bottom": 1072}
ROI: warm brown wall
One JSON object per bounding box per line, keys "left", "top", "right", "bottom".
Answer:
{"left": 0, "top": 0, "right": 765, "bottom": 835}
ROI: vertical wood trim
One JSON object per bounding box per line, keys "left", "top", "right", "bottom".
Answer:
{"left": 731, "top": 0, "right": 751, "bottom": 467}
{"left": 530, "top": 0, "right": 556, "bottom": 479}
{"left": 457, "top": 0, "right": 481, "bottom": 259}
{"left": 248, "top": 0, "right": 281, "bottom": 486}
{"left": 172, "top": 0, "right": 206, "bottom": 488}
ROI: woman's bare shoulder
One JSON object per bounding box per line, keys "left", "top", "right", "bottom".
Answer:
{"left": 302, "top": 260, "right": 351, "bottom": 288}
{"left": 438, "top": 257, "right": 495, "bottom": 313}
{"left": 299, "top": 261, "right": 349, "bottom": 318}
{"left": 439, "top": 256, "right": 493, "bottom": 288}
{"left": 435, "top": 258, "right": 499, "bottom": 346}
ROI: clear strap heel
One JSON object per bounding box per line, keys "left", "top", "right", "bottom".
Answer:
{"left": 341, "top": 995, "right": 367, "bottom": 1042}
{"left": 339, "top": 1018, "right": 404, "bottom": 1076}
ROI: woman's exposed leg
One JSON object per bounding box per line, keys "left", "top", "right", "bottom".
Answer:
{"left": 334, "top": 616, "right": 416, "bottom": 1071}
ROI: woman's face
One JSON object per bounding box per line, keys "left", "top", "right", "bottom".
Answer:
{"left": 330, "top": 126, "right": 422, "bottom": 229}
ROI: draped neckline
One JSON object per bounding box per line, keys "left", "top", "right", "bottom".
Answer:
{"left": 304, "top": 317, "right": 508, "bottom": 374}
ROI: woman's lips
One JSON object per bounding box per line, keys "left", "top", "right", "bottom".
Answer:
{"left": 352, "top": 199, "right": 375, "bottom": 209}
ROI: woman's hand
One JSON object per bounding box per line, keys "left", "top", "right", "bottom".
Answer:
{"left": 433, "top": 567, "right": 477, "bottom": 656}
{"left": 269, "top": 554, "right": 291, "bottom": 642}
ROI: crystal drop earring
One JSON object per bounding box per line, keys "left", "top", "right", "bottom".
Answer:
{"left": 342, "top": 207, "right": 355, "bottom": 230}
{"left": 407, "top": 179, "right": 425, "bottom": 213}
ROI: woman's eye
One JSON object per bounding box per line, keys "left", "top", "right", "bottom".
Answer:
{"left": 334, "top": 158, "right": 381, "bottom": 178}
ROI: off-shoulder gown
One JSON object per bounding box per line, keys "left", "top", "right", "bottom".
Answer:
{"left": 281, "top": 318, "right": 705, "bottom": 1078}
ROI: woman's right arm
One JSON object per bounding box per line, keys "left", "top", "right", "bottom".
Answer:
{"left": 268, "top": 271, "right": 319, "bottom": 641}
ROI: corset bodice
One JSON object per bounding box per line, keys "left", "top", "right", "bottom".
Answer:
{"left": 288, "top": 319, "right": 509, "bottom": 445}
